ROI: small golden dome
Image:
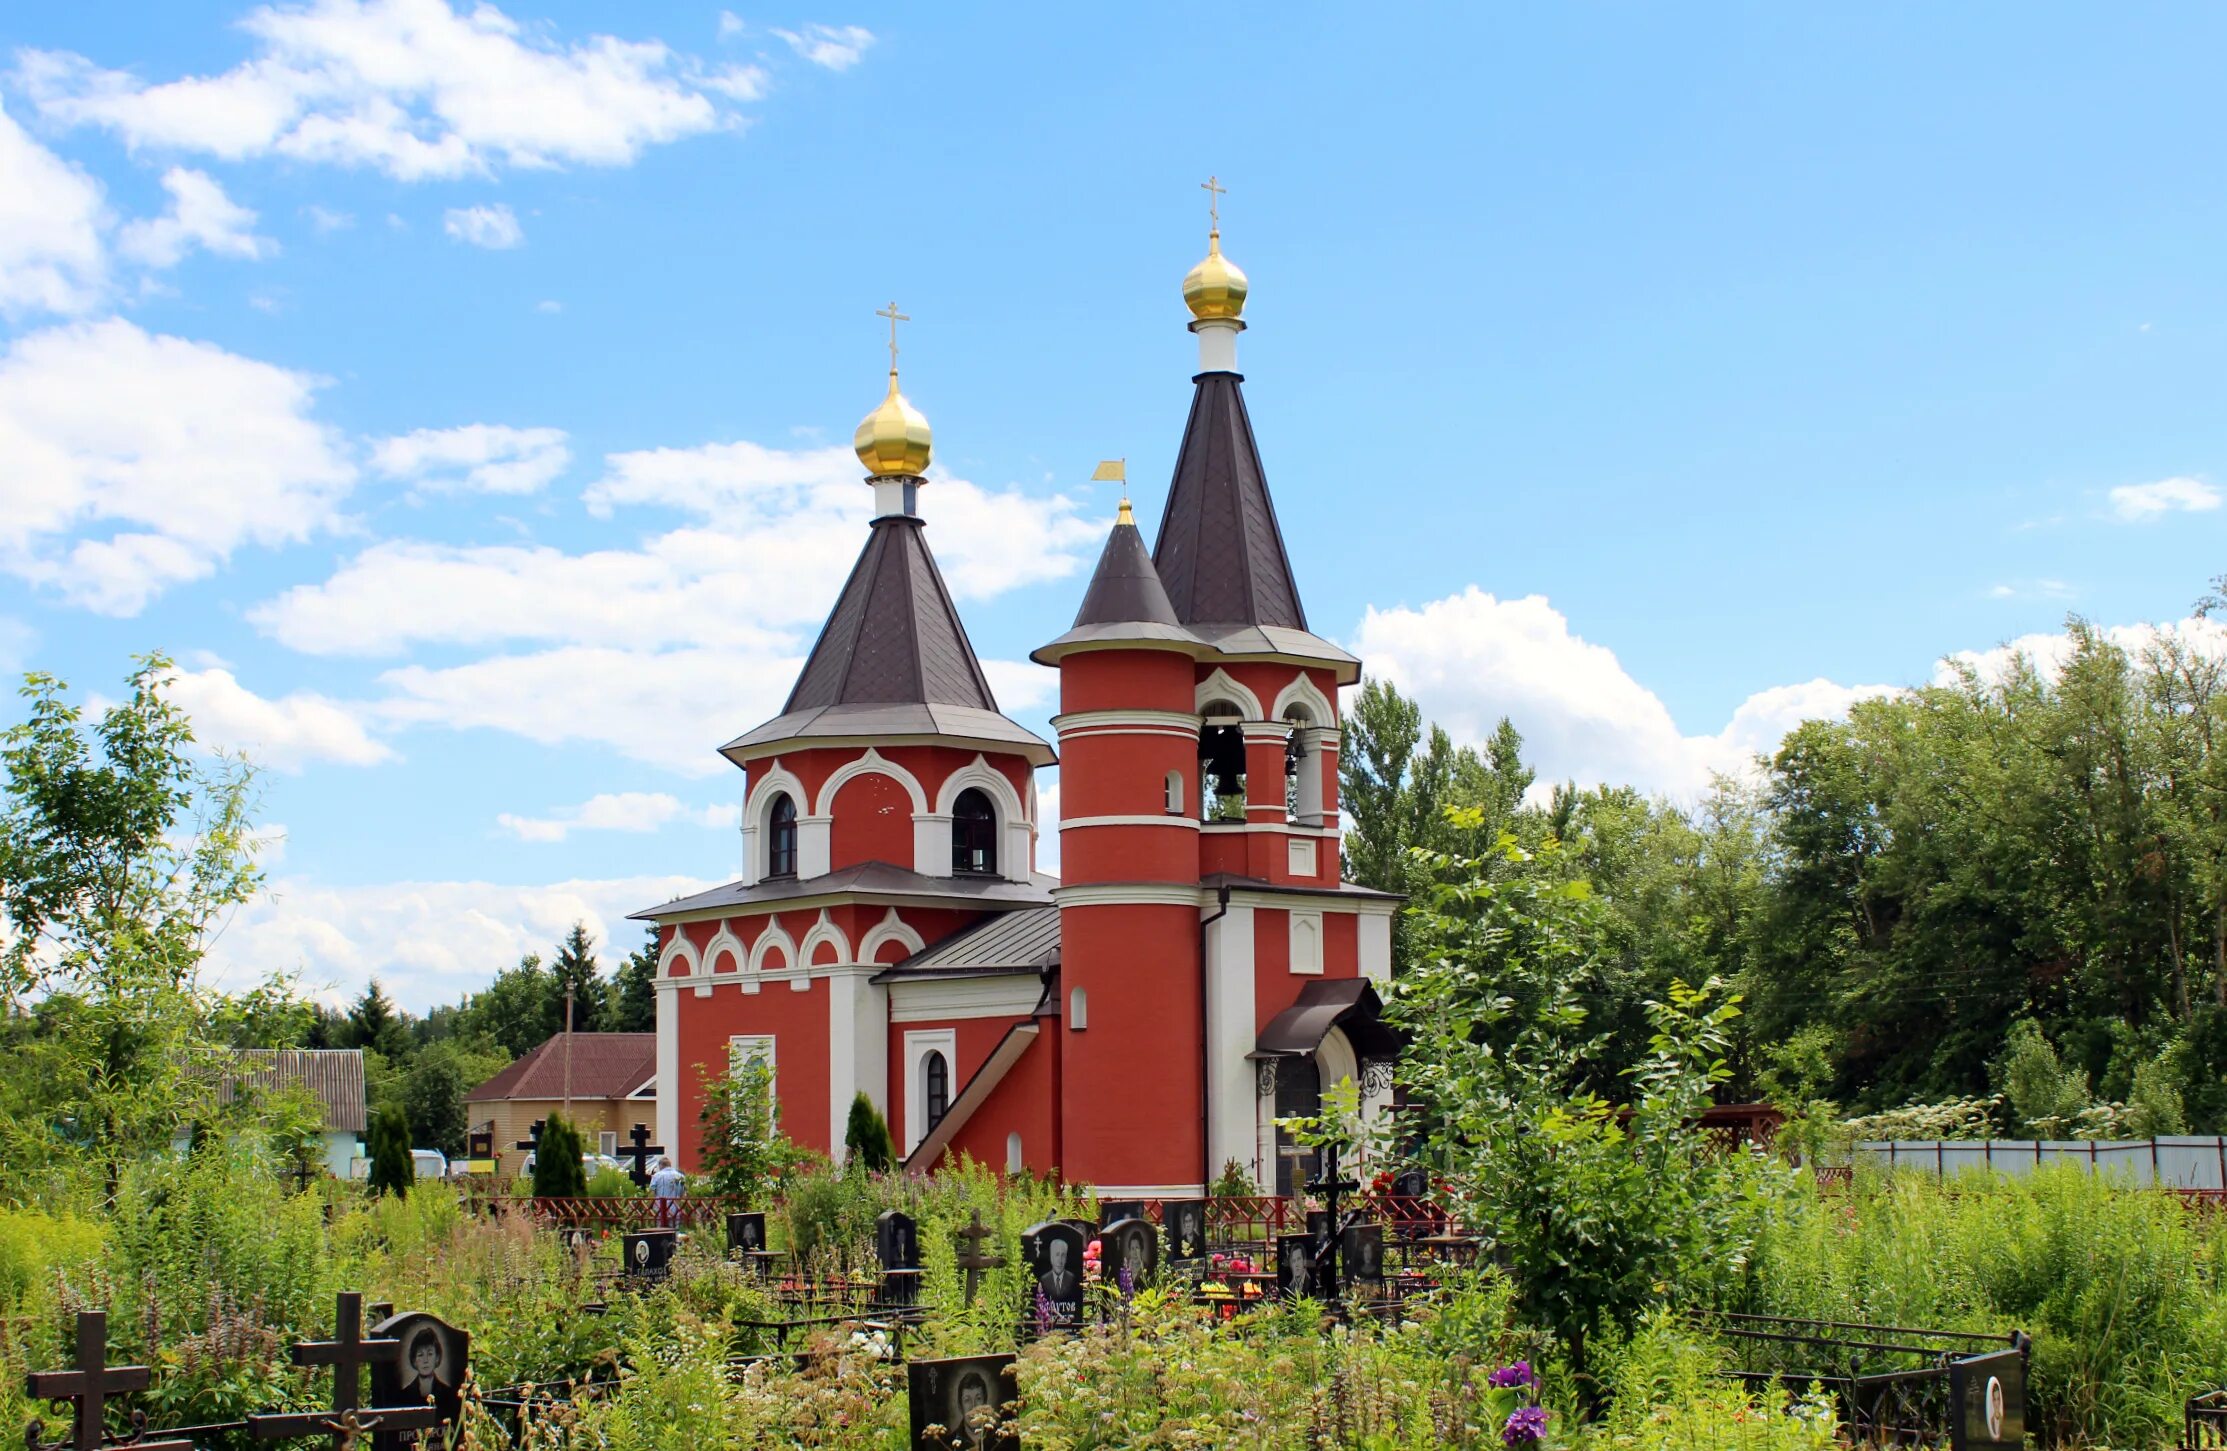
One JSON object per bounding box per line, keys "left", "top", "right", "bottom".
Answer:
{"left": 853, "top": 371, "right": 932, "bottom": 478}
{"left": 1182, "top": 229, "right": 1249, "bottom": 321}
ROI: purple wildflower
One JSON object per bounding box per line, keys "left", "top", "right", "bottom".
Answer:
{"left": 1502, "top": 1405, "right": 1549, "bottom": 1446}
{"left": 1034, "top": 1286, "right": 1055, "bottom": 1337}
{"left": 1488, "top": 1361, "right": 1536, "bottom": 1389}
{"left": 1118, "top": 1264, "right": 1135, "bottom": 1299}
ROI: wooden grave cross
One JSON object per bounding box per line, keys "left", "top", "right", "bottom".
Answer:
{"left": 25, "top": 1311, "right": 190, "bottom": 1451}
{"left": 953, "top": 1209, "right": 1006, "bottom": 1308}
{"left": 247, "top": 1293, "right": 439, "bottom": 1450}
{"left": 622, "top": 1122, "right": 664, "bottom": 1188}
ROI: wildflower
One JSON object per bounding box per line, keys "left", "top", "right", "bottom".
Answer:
{"left": 1502, "top": 1405, "right": 1549, "bottom": 1445}
{"left": 1488, "top": 1362, "right": 1535, "bottom": 1389}
{"left": 1035, "top": 1286, "right": 1055, "bottom": 1336}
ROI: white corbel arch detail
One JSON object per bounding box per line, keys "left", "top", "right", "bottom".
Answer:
{"left": 1195, "top": 668, "right": 1264, "bottom": 720}
{"left": 935, "top": 754, "right": 1028, "bottom": 822}
{"left": 812, "top": 747, "right": 929, "bottom": 818}
{"left": 703, "top": 922, "right": 748, "bottom": 976}
{"left": 799, "top": 909, "right": 852, "bottom": 965}
{"left": 859, "top": 908, "right": 927, "bottom": 964}
{"left": 1272, "top": 673, "right": 1337, "bottom": 726}
{"left": 748, "top": 918, "right": 800, "bottom": 973}
{"left": 657, "top": 931, "right": 700, "bottom": 979}
{"left": 743, "top": 760, "right": 808, "bottom": 884}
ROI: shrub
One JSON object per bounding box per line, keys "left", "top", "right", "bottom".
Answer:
{"left": 842, "top": 1092, "right": 894, "bottom": 1172}
{"left": 532, "top": 1113, "right": 587, "bottom": 1198}
{"left": 366, "top": 1102, "right": 413, "bottom": 1198}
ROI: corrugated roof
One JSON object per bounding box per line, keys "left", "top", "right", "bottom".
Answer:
{"left": 634, "top": 862, "right": 1055, "bottom": 921}
{"left": 880, "top": 904, "right": 1061, "bottom": 977}
{"left": 466, "top": 1033, "right": 657, "bottom": 1104}
{"left": 227, "top": 1049, "right": 366, "bottom": 1133}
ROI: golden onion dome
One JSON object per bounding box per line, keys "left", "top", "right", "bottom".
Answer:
{"left": 1182, "top": 229, "right": 1249, "bottom": 321}
{"left": 853, "top": 370, "right": 932, "bottom": 478}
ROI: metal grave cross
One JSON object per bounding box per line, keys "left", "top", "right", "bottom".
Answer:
{"left": 953, "top": 1209, "right": 1006, "bottom": 1308}
{"left": 622, "top": 1122, "right": 664, "bottom": 1188}
{"left": 289, "top": 1143, "right": 320, "bottom": 1194}
{"left": 1305, "top": 1141, "right": 1363, "bottom": 1234}
{"left": 248, "top": 1294, "right": 437, "bottom": 1450}
{"left": 514, "top": 1119, "right": 545, "bottom": 1156}
{"left": 26, "top": 1311, "right": 189, "bottom": 1451}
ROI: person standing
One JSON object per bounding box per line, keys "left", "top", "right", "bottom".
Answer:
{"left": 649, "top": 1156, "right": 686, "bottom": 1228}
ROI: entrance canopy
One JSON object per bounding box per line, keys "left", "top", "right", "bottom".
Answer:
{"left": 1254, "top": 978, "right": 1400, "bottom": 1061}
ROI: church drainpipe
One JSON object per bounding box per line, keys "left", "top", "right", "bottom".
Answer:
{"left": 1198, "top": 884, "right": 1232, "bottom": 1192}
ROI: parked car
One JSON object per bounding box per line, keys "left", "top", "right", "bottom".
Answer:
{"left": 410, "top": 1148, "right": 448, "bottom": 1181}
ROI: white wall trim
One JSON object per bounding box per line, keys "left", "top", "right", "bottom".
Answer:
{"left": 748, "top": 918, "right": 800, "bottom": 973}
{"left": 657, "top": 931, "right": 700, "bottom": 980}
{"left": 744, "top": 760, "right": 808, "bottom": 885}
{"left": 799, "top": 909, "right": 851, "bottom": 967}
{"left": 1205, "top": 904, "right": 1257, "bottom": 1183}
{"left": 1062, "top": 814, "right": 1204, "bottom": 831}
{"left": 889, "top": 973, "right": 1045, "bottom": 1022}
{"left": 1359, "top": 914, "right": 1392, "bottom": 984}
{"left": 1272, "top": 673, "right": 1337, "bottom": 726}
{"left": 1195, "top": 668, "right": 1264, "bottom": 720}
{"left": 813, "top": 746, "right": 928, "bottom": 818}
{"left": 1289, "top": 909, "right": 1324, "bottom": 975}
{"left": 1052, "top": 708, "right": 1203, "bottom": 734}
{"left": 901, "top": 1028, "right": 958, "bottom": 1155}
{"left": 935, "top": 753, "right": 1027, "bottom": 821}
{"left": 859, "top": 907, "right": 927, "bottom": 964}
{"left": 1054, "top": 882, "right": 1210, "bottom": 908}
{"left": 1091, "top": 1182, "right": 1208, "bottom": 1198}
{"left": 654, "top": 973, "right": 680, "bottom": 1159}
{"left": 704, "top": 922, "right": 748, "bottom": 976}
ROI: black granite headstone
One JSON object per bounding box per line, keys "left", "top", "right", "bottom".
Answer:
{"left": 1950, "top": 1345, "right": 2028, "bottom": 1451}
{"left": 1020, "top": 1220, "right": 1088, "bottom": 1328}
{"left": 1162, "top": 1199, "right": 1207, "bottom": 1262}
{"left": 369, "top": 1311, "right": 469, "bottom": 1451}
{"left": 622, "top": 1229, "right": 677, "bottom": 1278}
{"left": 1277, "top": 1232, "right": 1336, "bottom": 1300}
{"left": 907, "top": 1353, "right": 1018, "bottom": 1450}
{"left": 726, "top": 1211, "right": 766, "bottom": 1255}
{"left": 1100, "top": 1216, "right": 1157, "bottom": 1287}
{"left": 1340, "top": 1222, "right": 1384, "bottom": 1284}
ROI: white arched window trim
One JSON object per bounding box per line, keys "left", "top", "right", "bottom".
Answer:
{"left": 1271, "top": 673, "right": 1337, "bottom": 728}
{"left": 934, "top": 754, "right": 1028, "bottom": 822}
{"left": 1194, "top": 668, "right": 1264, "bottom": 721}
{"left": 657, "top": 931, "right": 700, "bottom": 979}
{"left": 812, "top": 747, "right": 928, "bottom": 818}
{"left": 930, "top": 755, "right": 1032, "bottom": 884}
{"left": 798, "top": 909, "right": 852, "bottom": 966}
{"left": 859, "top": 908, "right": 927, "bottom": 964}
{"left": 743, "top": 761, "right": 807, "bottom": 884}
{"left": 704, "top": 923, "right": 748, "bottom": 976}
{"left": 748, "top": 920, "right": 800, "bottom": 973}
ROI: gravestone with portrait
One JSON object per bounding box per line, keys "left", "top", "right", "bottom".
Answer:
{"left": 1949, "top": 1345, "right": 2028, "bottom": 1451}
{"left": 369, "top": 1310, "right": 469, "bottom": 1451}
{"left": 878, "top": 1209, "right": 922, "bottom": 1305}
{"left": 622, "top": 1228, "right": 678, "bottom": 1280}
{"left": 1161, "top": 1199, "right": 1208, "bottom": 1263}
{"left": 1020, "top": 1220, "right": 1088, "bottom": 1328}
{"left": 1098, "top": 1200, "right": 1144, "bottom": 1224}
{"left": 726, "top": 1211, "right": 767, "bottom": 1257}
{"left": 1340, "top": 1222, "right": 1384, "bottom": 1284}
{"left": 1277, "top": 1232, "right": 1337, "bottom": 1301}
{"left": 1099, "top": 1217, "right": 1157, "bottom": 1288}
{"left": 907, "top": 1353, "right": 1018, "bottom": 1450}
{"left": 1391, "top": 1166, "right": 1429, "bottom": 1200}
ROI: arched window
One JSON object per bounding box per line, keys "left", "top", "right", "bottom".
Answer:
{"left": 767, "top": 792, "right": 798, "bottom": 878}
{"left": 1283, "top": 704, "right": 1314, "bottom": 823}
{"left": 1006, "top": 1131, "right": 1024, "bottom": 1173}
{"left": 1164, "top": 769, "right": 1184, "bottom": 816}
{"left": 924, "top": 1050, "right": 950, "bottom": 1128}
{"left": 1198, "top": 701, "right": 1246, "bottom": 821}
{"left": 1069, "top": 986, "right": 1089, "bottom": 1030}
{"left": 951, "top": 788, "right": 998, "bottom": 875}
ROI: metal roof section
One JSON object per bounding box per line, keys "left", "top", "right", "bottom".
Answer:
{"left": 1254, "top": 978, "right": 1401, "bottom": 1060}
{"left": 876, "top": 904, "right": 1061, "bottom": 980}
{"left": 224, "top": 1049, "right": 367, "bottom": 1134}
{"left": 1151, "top": 372, "right": 1308, "bottom": 634}
{"left": 631, "top": 861, "right": 1057, "bottom": 921}
{"left": 720, "top": 702, "right": 1052, "bottom": 766}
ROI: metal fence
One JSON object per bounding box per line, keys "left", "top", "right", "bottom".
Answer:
{"left": 1851, "top": 1137, "right": 2227, "bottom": 1190}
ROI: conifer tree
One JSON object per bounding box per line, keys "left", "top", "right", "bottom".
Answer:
{"left": 366, "top": 1102, "right": 413, "bottom": 1198}
{"left": 548, "top": 924, "right": 604, "bottom": 1035}
{"left": 532, "top": 1111, "right": 587, "bottom": 1197}
{"left": 843, "top": 1091, "right": 894, "bottom": 1171}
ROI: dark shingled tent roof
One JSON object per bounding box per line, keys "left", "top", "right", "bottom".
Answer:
{"left": 1153, "top": 373, "right": 1306, "bottom": 632}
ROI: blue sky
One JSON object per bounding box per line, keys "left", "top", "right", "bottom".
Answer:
{"left": 2, "top": 2, "right": 2222, "bottom": 1008}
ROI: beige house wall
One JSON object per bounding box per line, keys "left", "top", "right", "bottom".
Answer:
{"left": 470, "top": 1097, "right": 659, "bottom": 1177}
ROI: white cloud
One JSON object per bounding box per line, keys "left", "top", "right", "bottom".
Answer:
{"left": 304, "top": 203, "right": 354, "bottom": 233}
{"left": 443, "top": 202, "right": 522, "bottom": 249}
{"left": 717, "top": 12, "right": 746, "bottom": 40}
{"left": 17, "top": 1, "right": 772, "bottom": 182}
{"left": 0, "top": 99, "right": 108, "bottom": 314}
{"left": 115, "top": 167, "right": 275, "bottom": 268}
{"left": 207, "top": 872, "right": 710, "bottom": 1009}
{"left": 771, "top": 23, "right": 875, "bottom": 70}
{"left": 161, "top": 665, "right": 393, "bottom": 771}
{"left": 497, "top": 790, "right": 716, "bottom": 841}
{"left": 1937, "top": 615, "right": 2227, "bottom": 689}
{"left": 1351, "top": 587, "right": 1897, "bottom": 798}
{"left": 370, "top": 422, "right": 569, "bottom": 494}
{"left": 2109, "top": 476, "right": 2220, "bottom": 522}
{"left": 0, "top": 319, "right": 354, "bottom": 614}
{"left": 534, "top": 298, "right": 562, "bottom": 313}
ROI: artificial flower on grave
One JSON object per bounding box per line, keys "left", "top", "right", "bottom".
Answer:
{"left": 1083, "top": 1237, "right": 1103, "bottom": 1285}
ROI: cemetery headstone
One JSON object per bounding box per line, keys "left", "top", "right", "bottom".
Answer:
{"left": 1950, "top": 1345, "right": 2029, "bottom": 1451}
{"left": 1163, "top": 1199, "right": 1208, "bottom": 1262}
{"left": 878, "top": 1209, "right": 922, "bottom": 1305}
{"left": 1277, "top": 1232, "right": 1337, "bottom": 1301}
{"left": 560, "top": 1227, "right": 595, "bottom": 1256}
{"left": 1340, "top": 1222, "right": 1385, "bottom": 1284}
{"left": 622, "top": 1229, "right": 678, "bottom": 1280}
{"left": 726, "top": 1211, "right": 767, "bottom": 1256}
{"left": 1021, "top": 1220, "right": 1088, "bottom": 1328}
{"left": 368, "top": 1311, "right": 469, "bottom": 1451}
{"left": 907, "top": 1353, "right": 1018, "bottom": 1450}
{"left": 1099, "top": 1199, "right": 1144, "bottom": 1224}
{"left": 1391, "top": 1166, "right": 1428, "bottom": 1200}
{"left": 248, "top": 1293, "right": 440, "bottom": 1450}
{"left": 1100, "top": 1216, "right": 1157, "bottom": 1287}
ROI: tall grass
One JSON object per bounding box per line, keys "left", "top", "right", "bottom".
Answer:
{"left": 1737, "top": 1165, "right": 2227, "bottom": 1447}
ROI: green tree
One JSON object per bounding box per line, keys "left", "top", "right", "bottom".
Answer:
{"left": 611, "top": 927, "right": 660, "bottom": 1033}
{"left": 454, "top": 954, "right": 558, "bottom": 1059}
{"left": 0, "top": 656, "right": 267, "bottom": 1193}
{"left": 696, "top": 1058, "right": 803, "bottom": 1200}
{"left": 548, "top": 922, "right": 605, "bottom": 1034}
{"left": 398, "top": 1039, "right": 507, "bottom": 1156}
{"left": 366, "top": 1102, "right": 413, "bottom": 1197}
{"left": 347, "top": 978, "right": 407, "bottom": 1060}
{"left": 842, "top": 1091, "right": 894, "bottom": 1172}
{"left": 532, "top": 1111, "right": 587, "bottom": 1197}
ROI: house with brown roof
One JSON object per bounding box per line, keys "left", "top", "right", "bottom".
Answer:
{"left": 224, "top": 1048, "right": 368, "bottom": 1177}
{"left": 465, "top": 1032, "right": 658, "bottom": 1175}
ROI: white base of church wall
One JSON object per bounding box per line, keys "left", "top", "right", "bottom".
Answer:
{"left": 824, "top": 967, "right": 888, "bottom": 1158}
{"left": 654, "top": 979, "right": 680, "bottom": 1158}
{"left": 1092, "top": 1183, "right": 1208, "bottom": 1199}
{"left": 1204, "top": 904, "right": 1259, "bottom": 1183}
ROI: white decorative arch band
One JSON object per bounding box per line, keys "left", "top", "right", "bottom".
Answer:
{"left": 813, "top": 747, "right": 929, "bottom": 818}
{"left": 798, "top": 909, "right": 852, "bottom": 965}
{"left": 745, "top": 758, "right": 807, "bottom": 821}
{"left": 1195, "top": 667, "right": 1265, "bottom": 720}
{"left": 703, "top": 922, "right": 748, "bottom": 974}
{"left": 859, "top": 908, "right": 927, "bottom": 963}
{"left": 935, "top": 753, "right": 1028, "bottom": 823}
{"left": 748, "top": 919, "right": 800, "bottom": 973}
{"left": 657, "top": 932, "right": 700, "bottom": 978}
{"left": 1272, "top": 672, "right": 1337, "bottom": 726}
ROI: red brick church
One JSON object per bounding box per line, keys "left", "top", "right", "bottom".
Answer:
{"left": 637, "top": 212, "right": 1399, "bottom": 1197}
